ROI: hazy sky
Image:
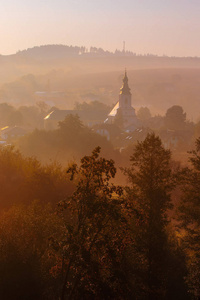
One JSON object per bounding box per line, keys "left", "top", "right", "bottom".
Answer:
{"left": 1, "top": 0, "right": 200, "bottom": 56}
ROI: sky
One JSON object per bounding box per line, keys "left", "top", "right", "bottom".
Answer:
{"left": 1, "top": 0, "right": 200, "bottom": 56}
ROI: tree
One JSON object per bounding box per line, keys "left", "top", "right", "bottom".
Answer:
{"left": 18, "top": 114, "right": 116, "bottom": 163}
{"left": 74, "top": 101, "right": 110, "bottom": 113}
{"left": 0, "top": 103, "right": 15, "bottom": 127}
{"left": 137, "top": 107, "right": 151, "bottom": 121}
{"left": 123, "top": 133, "right": 176, "bottom": 299}
{"left": 0, "top": 145, "right": 74, "bottom": 209}
{"left": 58, "top": 114, "right": 84, "bottom": 136}
{"left": 51, "top": 147, "right": 131, "bottom": 299}
{"left": 0, "top": 202, "right": 64, "bottom": 300}
{"left": 7, "top": 110, "right": 24, "bottom": 126}
{"left": 165, "top": 105, "right": 186, "bottom": 130}
{"left": 178, "top": 138, "right": 200, "bottom": 299}
{"left": 19, "top": 105, "right": 41, "bottom": 128}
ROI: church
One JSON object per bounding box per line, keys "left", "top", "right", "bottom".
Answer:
{"left": 44, "top": 70, "right": 139, "bottom": 132}
{"left": 105, "top": 70, "right": 138, "bottom": 131}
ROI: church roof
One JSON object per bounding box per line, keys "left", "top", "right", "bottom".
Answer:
{"left": 108, "top": 102, "right": 119, "bottom": 117}
{"left": 120, "top": 70, "right": 131, "bottom": 95}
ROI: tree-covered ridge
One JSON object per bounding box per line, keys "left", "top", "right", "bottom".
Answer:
{"left": 14, "top": 44, "right": 160, "bottom": 58}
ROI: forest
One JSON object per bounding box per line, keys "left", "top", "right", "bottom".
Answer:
{"left": 0, "top": 128, "right": 200, "bottom": 299}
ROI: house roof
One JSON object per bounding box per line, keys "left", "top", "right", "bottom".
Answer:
{"left": 35, "top": 91, "right": 65, "bottom": 98}
{"left": 44, "top": 110, "right": 74, "bottom": 121}
{"left": 44, "top": 109, "right": 107, "bottom": 122}
{"left": 1, "top": 126, "right": 27, "bottom": 136}
{"left": 1, "top": 126, "right": 9, "bottom": 132}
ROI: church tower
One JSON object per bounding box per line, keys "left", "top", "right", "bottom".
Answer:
{"left": 118, "top": 70, "right": 137, "bottom": 128}
{"left": 119, "top": 70, "right": 132, "bottom": 108}
{"left": 106, "top": 70, "right": 138, "bottom": 130}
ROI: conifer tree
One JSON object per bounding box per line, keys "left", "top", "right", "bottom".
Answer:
{"left": 123, "top": 133, "right": 175, "bottom": 299}
{"left": 178, "top": 137, "right": 200, "bottom": 299}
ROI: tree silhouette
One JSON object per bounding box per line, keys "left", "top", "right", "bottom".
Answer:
{"left": 165, "top": 105, "right": 186, "bottom": 130}
{"left": 178, "top": 138, "right": 200, "bottom": 298}
{"left": 137, "top": 107, "right": 151, "bottom": 121}
{"left": 123, "top": 133, "right": 175, "bottom": 299}
{"left": 52, "top": 147, "right": 131, "bottom": 299}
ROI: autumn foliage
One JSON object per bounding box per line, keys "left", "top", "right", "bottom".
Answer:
{"left": 0, "top": 134, "right": 199, "bottom": 299}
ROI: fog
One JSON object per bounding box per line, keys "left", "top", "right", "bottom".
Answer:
{"left": 0, "top": 44, "right": 200, "bottom": 299}
{"left": 1, "top": 45, "right": 200, "bottom": 120}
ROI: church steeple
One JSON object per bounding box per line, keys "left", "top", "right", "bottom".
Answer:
{"left": 120, "top": 69, "right": 131, "bottom": 95}
{"left": 106, "top": 71, "right": 137, "bottom": 130}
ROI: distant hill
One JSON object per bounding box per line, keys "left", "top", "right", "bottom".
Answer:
{"left": 15, "top": 45, "right": 85, "bottom": 60}
{"left": 1, "top": 45, "right": 200, "bottom": 120}
{"left": 2, "top": 44, "right": 200, "bottom": 64}
{"left": 0, "top": 44, "right": 200, "bottom": 84}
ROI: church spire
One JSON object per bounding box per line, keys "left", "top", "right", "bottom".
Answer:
{"left": 120, "top": 69, "right": 131, "bottom": 95}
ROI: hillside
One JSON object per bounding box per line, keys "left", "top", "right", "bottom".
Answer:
{"left": 0, "top": 45, "right": 200, "bottom": 120}
{"left": 1, "top": 44, "right": 200, "bottom": 81}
